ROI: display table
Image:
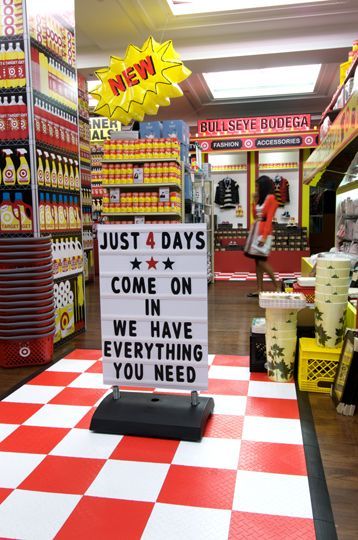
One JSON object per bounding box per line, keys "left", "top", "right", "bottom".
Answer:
{"left": 215, "top": 250, "right": 310, "bottom": 273}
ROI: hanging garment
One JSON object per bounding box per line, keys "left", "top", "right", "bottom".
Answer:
{"left": 274, "top": 175, "right": 290, "bottom": 207}
{"left": 214, "top": 177, "right": 240, "bottom": 208}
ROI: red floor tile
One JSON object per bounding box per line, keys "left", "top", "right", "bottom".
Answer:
{"left": 229, "top": 511, "right": 316, "bottom": 540}
{"left": 158, "top": 465, "right": 236, "bottom": 509}
{"left": 111, "top": 436, "right": 179, "bottom": 463}
{"left": 49, "top": 388, "right": 107, "bottom": 406}
{"left": 0, "top": 488, "right": 12, "bottom": 504}
{"left": 239, "top": 441, "right": 308, "bottom": 475}
{"left": 64, "top": 349, "right": 102, "bottom": 360}
{"left": 85, "top": 361, "right": 103, "bottom": 373}
{"left": 19, "top": 456, "right": 105, "bottom": 494}
{"left": 75, "top": 408, "right": 96, "bottom": 429}
{"left": 0, "top": 402, "right": 42, "bottom": 424}
{"left": 204, "top": 414, "right": 244, "bottom": 439}
{"left": 245, "top": 397, "right": 300, "bottom": 419}
{"left": 0, "top": 426, "right": 70, "bottom": 454}
{"left": 55, "top": 497, "right": 153, "bottom": 540}
{"left": 205, "top": 379, "right": 249, "bottom": 396}
{"left": 249, "top": 372, "right": 271, "bottom": 381}
{"left": 27, "top": 371, "right": 80, "bottom": 387}
{"left": 212, "top": 355, "right": 249, "bottom": 367}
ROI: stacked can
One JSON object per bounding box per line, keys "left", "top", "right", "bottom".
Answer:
{"left": 314, "top": 255, "right": 351, "bottom": 348}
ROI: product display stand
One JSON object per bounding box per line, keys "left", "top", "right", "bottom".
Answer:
{"left": 259, "top": 292, "right": 306, "bottom": 381}
{"left": 90, "top": 389, "right": 214, "bottom": 442}
{"left": 78, "top": 75, "right": 94, "bottom": 282}
{"left": 101, "top": 138, "right": 184, "bottom": 224}
{"left": 191, "top": 166, "right": 214, "bottom": 282}
{"left": 0, "top": 1, "right": 86, "bottom": 347}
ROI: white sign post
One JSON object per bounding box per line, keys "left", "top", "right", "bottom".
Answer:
{"left": 90, "top": 223, "right": 214, "bottom": 441}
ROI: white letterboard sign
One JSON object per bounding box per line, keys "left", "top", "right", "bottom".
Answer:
{"left": 98, "top": 224, "right": 208, "bottom": 391}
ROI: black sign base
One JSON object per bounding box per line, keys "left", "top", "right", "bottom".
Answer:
{"left": 90, "top": 391, "right": 215, "bottom": 442}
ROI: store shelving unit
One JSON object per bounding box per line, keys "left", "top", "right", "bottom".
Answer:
{"left": 100, "top": 139, "right": 184, "bottom": 223}
{"left": 0, "top": 2, "right": 86, "bottom": 346}
{"left": 78, "top": 75, "right": 94, "bottom": 282}
{"left": 191, "top": 168, "right": 214, "bottom": 282}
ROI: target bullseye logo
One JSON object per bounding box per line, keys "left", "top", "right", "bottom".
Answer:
{"left": 244, "top": 139, "right": 254, "bottom": 148}
{"left": 305, "top": 136, "right": 314, "bottom": 145}
{"left": 19, "top": 346, "right": 31, "bottom": 358}
{"left": 200, "top": 141, "right": 209, "bottom": 151}
{"left": 60, "top": 311, "right": 70, "bottom": 330}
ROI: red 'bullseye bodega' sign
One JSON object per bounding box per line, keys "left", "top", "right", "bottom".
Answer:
{"left": 198, "top": 114, "right": 311, "bottom": 136}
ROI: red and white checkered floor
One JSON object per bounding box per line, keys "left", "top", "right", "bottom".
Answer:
{"left": 215, "top": 272, "right": 301, "bottom": 282}
{"left": 0, "top": 350, "right": 316, "bottom": 539}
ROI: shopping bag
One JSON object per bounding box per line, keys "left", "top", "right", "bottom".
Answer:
{"left": 244, "top": 221, "right": 273, "bottom": 256}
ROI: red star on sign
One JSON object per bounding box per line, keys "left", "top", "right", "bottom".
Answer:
{"left": 146, "top": 257, "right": 158, "bottom": 269}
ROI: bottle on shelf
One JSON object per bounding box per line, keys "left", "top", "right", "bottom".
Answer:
{"left": 39, "top": 192, "right": 46, "bottom": 230}
{"left": 50, "top": 153, "right": 57, "bottom": 188}
{"left": 44, "top": 193, "right": 54, "bottom": 231}
{"left": 69, "top": 158, "right": 75, "bottom": 189}
{"left": 16, "top": 148, "right": 30, "bottom": 185}
{"left": 2, "top": 149, "right": 16, "bottom": 185}
{"left": 0, "top": 192, "right": 21, "bottom": 231}
{"left": 43, "top": 151, "right": 51, "bottom": 187}
{"left": 14, "top": 192, "right": 32, "bottom": 231}
{"left": 57, "top": 155, "right": 64, "bottom": 189}
{"left": 37, "top": 149, "right": 44, "bottom": 186}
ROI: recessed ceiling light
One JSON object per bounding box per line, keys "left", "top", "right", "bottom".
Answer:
{"left": 203, "top": 64, "right": 321, "bottom": 99}
{"left": 167, "top": 0, "right": 326, "bottom": 15}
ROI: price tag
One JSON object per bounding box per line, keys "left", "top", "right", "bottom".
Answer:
{"left": 110, "top": 188, "right": 120, "bottom": 203}
{"left": 134, "top": 216, "right": 145, "bottom": 224}
{"left": 159, "top": 187, "right": 169, "bottom": 202}
{"left": 133, "top": 167, "right": 144, "bottom": 184}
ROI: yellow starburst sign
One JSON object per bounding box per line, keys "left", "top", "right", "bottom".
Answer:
{"left": 90, "top": 36, "right": 191, "bottom": 125}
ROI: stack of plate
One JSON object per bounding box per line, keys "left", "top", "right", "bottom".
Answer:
{"left": 315, "top": 255, "right": 351, "bottom": 348}
{"left": 259, "top": 292, "right": 306, "bottom": 382}
{"left": 0, "top": 237, "right": 55, "bottom": 367}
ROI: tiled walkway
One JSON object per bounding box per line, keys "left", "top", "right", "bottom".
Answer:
{"left": 0, "top": 350, "right": 316, "bottom": 539}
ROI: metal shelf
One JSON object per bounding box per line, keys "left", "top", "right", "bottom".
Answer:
{"left": 102, "top": 182, "right": 181, "bottom": 189}
{"left": 102, "top": 158, "right": 181, "bottom": 165}
{"left": 102, "top": 212, "right": 181, "bottom": 218}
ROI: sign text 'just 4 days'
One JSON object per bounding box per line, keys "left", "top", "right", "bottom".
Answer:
{"left": 98, "top": 224, "right": 208, "bottom": 390}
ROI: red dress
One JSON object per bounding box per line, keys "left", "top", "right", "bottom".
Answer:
{"left": 245, "top": 194, "right": 278, "bottom": 260}
{"left": 253, "top": 194, "right": 278, "bottom": 240}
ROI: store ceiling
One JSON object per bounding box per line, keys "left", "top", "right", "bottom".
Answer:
{"left": 75, "top": 0, "right": 358, "bottom": 128}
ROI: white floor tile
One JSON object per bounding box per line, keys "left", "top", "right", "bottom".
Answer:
{"left": 3, "top": 385, "right": 64, "bottom": 404}
{"left": 233, "top": 470, "right": 313, "bottom": 518}
{"left": 248, "top": 381, "right": 297, "bottom": 399}
{"left": 207, "top": 394, "right": 247, "bottom": 416}
{"left": 242, "top": 416, "right": 303, "bottom": 444}
{"left": 0, "top": 489, "right": 81, "bottom": 540}
{"left": 86, "top": 459, "right": 169, "bottom": 502}
{"left": 51, "top": 428, "right": 122, "bottom": 459}
{"left": 208, "top": 354, "right": 215, "bottom": 366}
{"left": 0, "top": 452, "right": 45, "bottom": 488}
{"left": 68, "top": 373, "right": 110, "bottom": 389}
{"left": 142, "top": 503, "right": 231, "bottom": 540}
{"left": 47, "top": 359, "right": 96, "bottom": 373}
{"left": 23, "top": 404, "right": 91, "bottom": 428}
{"left": 0, "top": 424, "right": 18, "bottom": 443}
{"left": 209, "top": 365, "right": 250, "bottom": 381}
{"left": 173, "top": 437, "right": 241, "bottom": 470}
